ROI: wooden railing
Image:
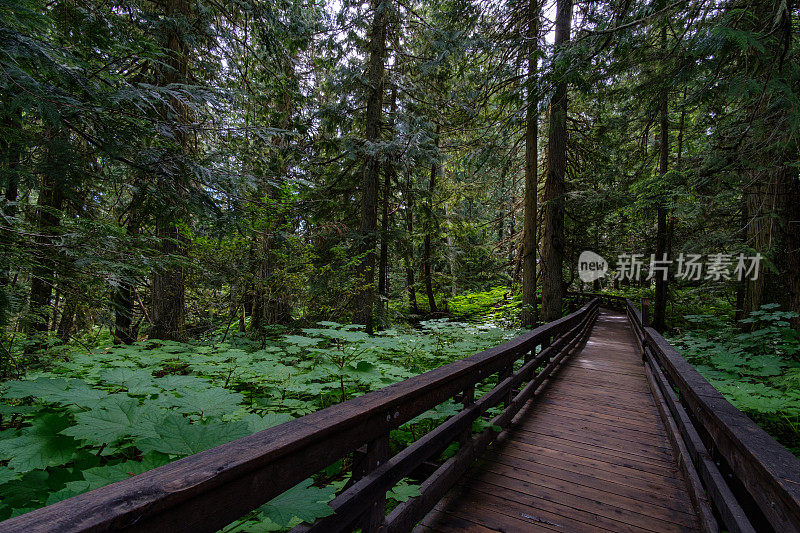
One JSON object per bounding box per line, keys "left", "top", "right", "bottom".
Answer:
{"left": 632, "top": 298, "right": 800, "bottom": 533}
{"left": 0, "top": 300, "right": 599, "bottom": 533}
{"left": 566, "top": 290, "right": 627, "bottom": 312}
{"left": 571, "top": 291, "right": 800, "bottom": 532}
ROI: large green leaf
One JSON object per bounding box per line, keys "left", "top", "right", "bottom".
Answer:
{"left": 388, "top": 480, "right": 421, "bottom": 502}
{"left": 242, "top": 412, "right": 293, "bottom": 433}
{"left": 259, "top": 478, "right": 335, "bottom": 526}
{"left": 62, "top": 396, "right": 160, "bottom": 445}
{"left": 709, "top": 351, "right": 748, "bottom": 373}
{"left": 747, "top": 355, "right": 785, "bottom": 377}
{"left": 156, "top": 386, "right": 244, "bottom": 417}
{"left": 137, "top": 413, "right": 249, "bottom": 456}
{"left": 0, "top": 413, "right": 79, "bottom": 472}
{"left": 0, "top": 467, "right": 17, "bottom": 485}
{"left": 49, "top": 452, "right": 172, "bottom": 504}
{"left": 154, "top": 375, "right": 214, "bottom": 391}
{"left": 1, "top": 378, "right": 107, "bottom": 407}
{"left": 282, "top": 335, "right": 323, "bottom": 347}
{"left": 0, "top": 470, "right": 50, "bottom": 509}
{"left": 99, "top": 369, "right": 160, "bottom": 395}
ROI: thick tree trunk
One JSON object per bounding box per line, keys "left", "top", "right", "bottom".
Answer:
{"left": 508, "top": 200, "right": 515, "bottom": 270}
{"left": 781, "top": 168, "right": 800, "bottom": 332}
{"left": 113, "top": 200, "right": 142, "bottom": 344}
{"left": 540, "top": 0, "right": 571, "bottom": 322}
{"left": 355, "top": 0, "right": 388, "bottom": 332}
{"left": 743, "top": 175, "right": 777, "bottom": 316}
{"left": 521, "top": 0, "right": 540, "bottom": 328}
{"left": 150, "top": 222, "right": 187, "bottom": 340}
{"left": 653, "top": 60, "right": 669, "bottom": 332}
{"left": 50, "top": 289, "right": 60, "bottom": 332}
{"left": 423, "top": 125, "right": 439, "bottom": 314}
{"left": 378, "top": 168, "right": 392, "bottom": 299}
{"left": 250, "top": 239, "right": 264, "bottom": 334}
{"left": 498, "top": 169, "right": 506, "bottom": 245}
{"left": 150, "top": 0, "right": 191, "bottom": 341}
{"left": 735, "top": 194, "right": 747, "bottom": 321}
{"left": 378, "top": 85, "right": 397, "bottom": 300}
{"left": 264, "top": 220, "right": 293, "bottom": 324}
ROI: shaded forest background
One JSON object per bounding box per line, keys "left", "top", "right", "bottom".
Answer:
{"left": 1, "top": 0, "right": 800, "bottom": 525}
{"left": 1, "top": 0, "right": 799, "bottom": 362}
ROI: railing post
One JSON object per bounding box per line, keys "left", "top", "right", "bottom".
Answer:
{"left": 353, "top": 434, "right": 390, "bottom": 532}
{"left": 641, "top": 298, "right": 650, "bottom": 327}
{"left": 499, "top": 362, "right": 513, "bottom": 407}
{"left": 459, "top": 384, "right": 475, "bottom": 446}
{"left": 542, "top": 328, "right": 553, "bottom": 349}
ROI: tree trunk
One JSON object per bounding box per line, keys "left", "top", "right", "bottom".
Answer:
{"left": 423, "top": 125, "right": 439, "bottom": 314}
{"left": 150, "top": 222, "right": 187, "bottom": 340}
{"left": 445, "top": 201, "right": 457, "bottom": 295}
{"left": 540, "top": 0, "right": 572, "bottom": 322}
{"left": 50, "top": 288, "right": 60, "bottom": 332}
{"left": 150, "top": 0, "right": 191, "bottom": 341}
{"left": 378, "top": 166, "right": 392, "bottom": 300}
{"left": 743, "top": 175, "right": 777, "bottom": 316}
{"left": 653, "top": 44, "right": 669, "bottom": 333}
{"left": 26, "top": 169, "right": 64, "bottom": 336}
{"left": 355, "top": 0, "right": 388, "bottom": 332}
{"left": 498, "top": 167, "right": 506, "bottom": 245}
{"left": 264, "top": 218, "right": 293, "bottom": 324}
{"left": 781, "top": 167, "right": 800, "bottom": 332}
{"left": 378, "top": 85, "right": 397, "bottom": 300}
{"left": 57, "top": 297, "right": 77, "bottom": 343}
{"left": 405, "top": 172, "right": 419, "bottom": 315}
{"left": 735, "top": 193, "right": 747, "bottom": 321}
{"left": 508, "top": 199, "right": 515, "bottom": 271}
{"left": 112, "top": 281, "right": 136, "bottom": 344}
{"left": 521, "top": 0, "right": 540, "bottom": 327}
{"left": 113, "top": 198, "right": 143, "bottom": 344}
{"left": 1, "top": 109, "right": 21, "bottom": 293}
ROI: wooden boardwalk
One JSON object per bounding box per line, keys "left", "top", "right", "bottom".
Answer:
{"left": 7, "top": 298, "right": 800, "bottom": 533}
{"left": 419, "top": 311, "right": 702, "bottom": 533}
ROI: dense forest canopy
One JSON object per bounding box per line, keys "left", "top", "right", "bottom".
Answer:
{"left": 0, "top": 0, "right": 799, "bottom": 526}
{"left": 1, "top": 0, "right": 798, "bottom": 348}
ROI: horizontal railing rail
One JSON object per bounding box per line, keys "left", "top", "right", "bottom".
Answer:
{"left": 623, "top": 298, "right": 800, "bottom": 533}
{"left": 566, "top": 290, "right": 628, "bottom": 312}
{"left": 0, "top": 300, "right": 599, "bottom": 533}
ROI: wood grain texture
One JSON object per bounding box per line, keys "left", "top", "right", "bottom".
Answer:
{"left": 420, "top": 311, "right": 703, "bottom": 533}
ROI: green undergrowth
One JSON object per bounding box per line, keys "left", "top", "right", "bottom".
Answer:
{"left": 389, "top": 286, "right": 521, "bottom": 327}
{"left": 0, "top": 320, "right": 515, "bottom": 530}
{"left": 448, "top": 286, "right": 520, "bottom": 325}
{"left": 671, "top": 304, "right": 800, "bottom": 455}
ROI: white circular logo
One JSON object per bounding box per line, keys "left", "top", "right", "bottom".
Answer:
{"left": 578, "top": 251, "right": 608, "bottom": 282}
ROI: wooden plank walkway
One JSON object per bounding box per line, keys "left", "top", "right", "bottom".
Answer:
{"left": 418, "top": 311, "right": 702, "bottom": 533}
